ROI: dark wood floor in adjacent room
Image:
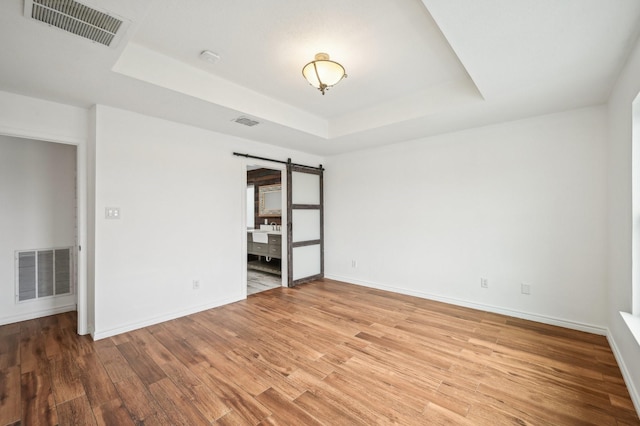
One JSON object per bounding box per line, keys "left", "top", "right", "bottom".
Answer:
{"left": 1, "top": 279, "right": 638, "bottom": 425}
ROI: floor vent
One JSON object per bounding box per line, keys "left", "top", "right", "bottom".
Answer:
{"left": 16, "top": 247, "right": 73, "bottom": 302}
{"left": 233, "top": 116, "right": 260, "bottom": 127}
{"left": 24, "top": 0, "right": 128, "bottom": 48}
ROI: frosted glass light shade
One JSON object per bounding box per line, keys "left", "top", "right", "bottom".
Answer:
{"left": 302, "top": 53, "right": 346, "bottom": 95}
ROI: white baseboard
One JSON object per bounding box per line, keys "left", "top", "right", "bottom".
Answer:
{"left": 91, "top": 295, "right": 244, "bottom": 341}
{"left": 0, "top": 304, "right": 77, "bottom": 326}
{"left": 324, "top": 274, "right": 608, "bottom": 335}
{"left": 607, "top": 327, "right": 640, "bottom": 416}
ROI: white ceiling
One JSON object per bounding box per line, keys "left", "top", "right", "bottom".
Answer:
{"left": 0, "top": 0, "right": 639, "bottom": 156}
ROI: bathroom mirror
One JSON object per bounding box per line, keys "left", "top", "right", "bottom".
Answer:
{"left": 259, "top": 184, "right": 281, "bottom": 217}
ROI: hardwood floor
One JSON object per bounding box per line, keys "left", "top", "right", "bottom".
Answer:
{"left": 1, "top": 279, "right": 638, "bottom": 425}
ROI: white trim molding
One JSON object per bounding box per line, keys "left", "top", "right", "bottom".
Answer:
{"left": 621, "top": 312, "right": 640, "bottom": 346}
{"left": 91, "top": 295, "right": 243, "bottom": 341}
{"left": 609, "top": 315, "right": 640, "bottom": 416}
{"left": 0, "top": 303, "right": 76, "bottom": 326}
{"left": 325, "top": 274, "right": 608, "bottom": 335}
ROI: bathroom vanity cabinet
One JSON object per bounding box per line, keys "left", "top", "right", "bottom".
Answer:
{"left": 247, "top": 232, "right": 282, "bottom": 275}
{"left": 247, "top": 232, "right": 281, "bottom": 259}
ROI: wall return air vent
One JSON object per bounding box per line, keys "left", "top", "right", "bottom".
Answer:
{"left": 24, "top": 0, "right": 129, "bottom": 48}
{"left": 16, "top": 247, "right": 73, "bottom": 302}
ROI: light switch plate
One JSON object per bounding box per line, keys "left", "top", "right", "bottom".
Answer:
{"left": 105, "top": 207, "right": 120, "bottom": 219}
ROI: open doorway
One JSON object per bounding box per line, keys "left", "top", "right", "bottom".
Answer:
{"left": 238, "top": 153, "right": 324, "bottom": 292}
{"left": 0, "top": 135, "right": 79, "bottom": 326}
{"left": 246, "top": 164, "right": 286, "bottom": 295}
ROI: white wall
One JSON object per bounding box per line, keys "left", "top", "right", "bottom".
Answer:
{"left": 607, "top": 33, "right": 640, "bottom": 411}
{"left": 0, "top": 135, "right": 77, "bottom": 324}
{"left": 325, "top": 106, "right": 608, "bottom": 332}
{"left": 0, "top": 90, "right": 87, "bottom": 145}
{"left": 91, "top": 105, "right": 322, "bottom": 339}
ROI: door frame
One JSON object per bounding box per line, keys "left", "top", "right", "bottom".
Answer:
{"left": 241, "top": 159, "right": 288, "bottom": 297}
{"left": 0, "top": 129, "right": 87, "bottom": 335}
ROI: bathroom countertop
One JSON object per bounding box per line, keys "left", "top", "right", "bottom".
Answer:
{"left": 247, "top": 229, "right": 282, "bottom": 235}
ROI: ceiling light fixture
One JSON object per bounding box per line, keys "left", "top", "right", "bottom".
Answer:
{"left": 302, "top": 53, "right": 347, "bottom": 95}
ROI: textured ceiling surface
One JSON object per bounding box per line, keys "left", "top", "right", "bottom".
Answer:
{"left": 0, "top": 0, "right": 639, "bottom": 155}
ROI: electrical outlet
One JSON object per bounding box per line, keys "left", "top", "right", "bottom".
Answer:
{"left": 351, "top": 260, "right": 357, "bottom": 268}
{"left": 480, "top": 278, "right": 488, "bottom": 288}
{"left": 192, "top": 280, "right": 200, "bottom": 290}
{"left": 521, "top": 283, "right": 531, "bottom": 295}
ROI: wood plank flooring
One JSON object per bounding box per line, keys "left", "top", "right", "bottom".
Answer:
{"left": 1, "top": 279, "right": 638, "bottom": 425}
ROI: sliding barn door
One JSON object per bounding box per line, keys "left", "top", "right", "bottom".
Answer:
{"left": 287, "top": 164, "right": 324, "bottom": 287}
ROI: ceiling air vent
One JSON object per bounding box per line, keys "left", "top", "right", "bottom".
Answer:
{"left": 233, "top": 117, "right": 260, "bottom": 127}
{"left": 24, "top": 0, "right": 129, "bottom": 48}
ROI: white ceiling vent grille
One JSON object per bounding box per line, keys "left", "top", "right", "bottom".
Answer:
{"left": 233, "top": 117, "right": 260, "bottom": 127}
{"left": 24, "top": 0, "right": 129, "bottom": 48}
